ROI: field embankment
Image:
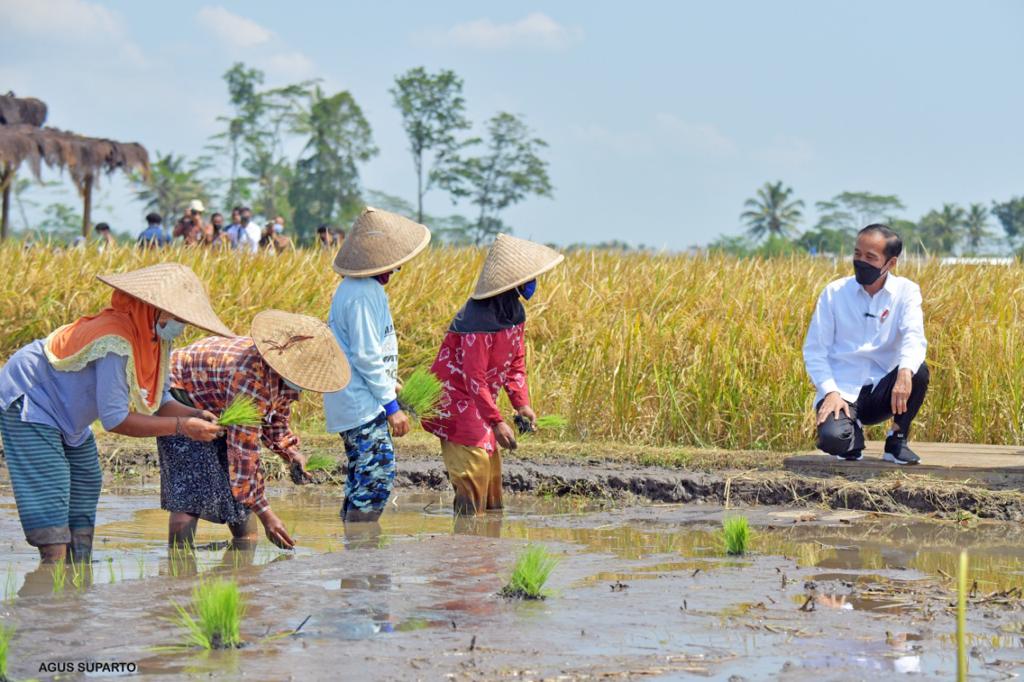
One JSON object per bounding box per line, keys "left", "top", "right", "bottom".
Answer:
{"left": 2, "top": 245, "right": 1022, "bottom": 450}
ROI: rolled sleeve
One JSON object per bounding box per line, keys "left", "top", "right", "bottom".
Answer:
{"left": 94, "top": 353, "right": 131, "bottom": 430}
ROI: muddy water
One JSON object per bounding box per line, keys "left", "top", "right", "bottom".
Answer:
{"left": 2, "top": 485, "right": 1024, "bottom": 680}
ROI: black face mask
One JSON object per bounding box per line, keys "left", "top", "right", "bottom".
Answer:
{"left": 853, "top": 259, "right": 886, "bottom": 286}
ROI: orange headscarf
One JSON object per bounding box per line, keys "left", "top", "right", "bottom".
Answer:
{"left": 46, "top": 290, "right": 166, "bottom": 410}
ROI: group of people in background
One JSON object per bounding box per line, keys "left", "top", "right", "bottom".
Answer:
{"left": 0, "top": 205, "right": 564, "bottom": 568}
{"left": 131, "top": 200, "right": 346, "bottom": 253}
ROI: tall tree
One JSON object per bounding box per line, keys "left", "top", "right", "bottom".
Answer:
{"left": 131, "top": 153, "right": 211, "bottom": 226}
{"left": 208, "top": 63, "right": 311, "bottom": 221}
{"left": 814, "top": 191, "right": 905, "bottom": 234}
{"left": 289, "top": 86, "right": 378, "bottom": 241}
{"left": 390, "top": 67, "right": 471, "bottom": 223}
{"left": 449, "top": 112, "right": 553, "bottom": 245}
{"left": 992, "top": 197, "right": 1024, "bottom": 249}
{"left": 962, "top": 203, "right": 991, "bottom": 253}
{"left": 917, "top": 203, "right": 966, "bottom": 254}
{"left": 740, "top": 181, "right": 804, "bottom": 240}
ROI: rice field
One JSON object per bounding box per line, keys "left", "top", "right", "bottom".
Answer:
{"left": 1, "top": 243, "right": 1021, "bottom": 450}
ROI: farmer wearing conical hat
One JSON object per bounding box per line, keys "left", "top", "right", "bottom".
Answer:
{"left": 423, "top": 234, "right": 564, "bottom": 515}
{"left": 159, "top": 311, "right": 350, "bottom": 549}
{"left": 0, "top": 264, "right": 230, "bottom": 563}
{"left": 325, "top": 207, "right": 430, "bottom": 523}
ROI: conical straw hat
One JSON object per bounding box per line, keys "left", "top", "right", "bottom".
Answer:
{"left": 333, "top": 207, "right": 431, "bottom": 277}
{"left": 251, "top": 310, "right": 350, "bottom": 393}
{"left": 471, "top": 234, "right": 564, "bottom": 300}
{"left": 97, "top": 263, "right": 234, "bottom": 337}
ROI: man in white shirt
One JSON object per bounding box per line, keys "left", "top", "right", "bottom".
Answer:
{"left": 235, "top": 207, "right": 261, "bottom": 254}
{"left": 802, "top": 224, "right": 930, "bottom": 465}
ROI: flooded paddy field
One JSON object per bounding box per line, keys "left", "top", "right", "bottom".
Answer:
{"left": 3, "top": 485, "right": 1024, "bottom": 680}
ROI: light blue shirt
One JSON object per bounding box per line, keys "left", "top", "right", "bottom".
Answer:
{"left": 0, "top": 339, "right": 173, "bottom": 446}
{"left": 324, "top": 277, "right": 398, "bottom": 433}
{"left": 803, "top": 274, "right": 927, "bottom": 405}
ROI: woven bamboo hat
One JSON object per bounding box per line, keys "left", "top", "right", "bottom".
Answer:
{"left": 97, "top": 263, "right": 234, "bottom": 337}
{"left": 471, "top": 234, "right": 565, "bottom": 300}
{"left": 251, "top": 310, "right": 350, "bottom": 393}
{"left": 332, "top": 207, "right": 431, "bottom": 277}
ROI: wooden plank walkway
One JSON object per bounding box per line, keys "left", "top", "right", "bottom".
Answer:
{"left": 784, "top": 441, "right": 1024, "bottom": 488}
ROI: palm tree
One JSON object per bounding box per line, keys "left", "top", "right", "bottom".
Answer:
{"left": 132, "top": 153, "right": 210, "bottom": 224}
{"left": 963, "top": 203, "right": 991, "bottom": 253}
{"left": 918, "top": 203, "right": 966, "bottom": 255}
{"left": 741, "top": 181, "right": 804, "bottom": 240}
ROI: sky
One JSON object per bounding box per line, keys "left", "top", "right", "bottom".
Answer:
{"left": 1, "top": 0, "right": 1021, "bottom": 249}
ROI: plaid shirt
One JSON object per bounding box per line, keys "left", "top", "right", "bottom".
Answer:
{"left": 169, "top": 336, "right": 301, "bottom": 515}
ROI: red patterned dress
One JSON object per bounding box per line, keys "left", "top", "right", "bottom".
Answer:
{"left": 422, "top": 324, "right": 530, "bottom": 454}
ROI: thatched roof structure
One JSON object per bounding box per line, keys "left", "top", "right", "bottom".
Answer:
{"left": 0, "top": 93, "right": 47, "bottom": 127}
{"left": 0, "top": 125, "right": 149, "bottom": 187}
{"left": 0, "top": 92, "right": 149, "bottom": 239}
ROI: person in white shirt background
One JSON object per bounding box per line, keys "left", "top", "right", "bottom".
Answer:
{"left": 803, "top": 224, "right": 930, "bottom": 465}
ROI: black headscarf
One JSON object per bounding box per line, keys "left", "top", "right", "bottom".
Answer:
{"left": 448, "top": 289, "right": 526, "bottom": 333}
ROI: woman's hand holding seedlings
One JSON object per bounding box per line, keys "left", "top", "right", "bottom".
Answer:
{"left": 258, "top": 509, "right": 295, "bottom": 549}
{"left": 182, "top": 417, "right": 223, "bottom": 442}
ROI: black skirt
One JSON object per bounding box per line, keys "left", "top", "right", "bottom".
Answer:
{"left": 157, "top": 434, "right": 249, "bottom": 526}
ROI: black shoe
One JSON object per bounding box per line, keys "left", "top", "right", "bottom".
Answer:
{"left": 833, "top": 450, "right": 863, "bottom": 462}
{"left": 883, "top": 435, "right": 920, "bottom": 465}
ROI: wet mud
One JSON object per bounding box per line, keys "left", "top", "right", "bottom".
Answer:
{"left": 2, "top": 488, "right": 1024, "bottom": 680}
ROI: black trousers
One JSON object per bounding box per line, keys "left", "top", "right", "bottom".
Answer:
{"left": 816, "top": 363, "right": 930, "bottom": 456}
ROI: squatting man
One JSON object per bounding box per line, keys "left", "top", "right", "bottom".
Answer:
{"left": 803, "top": 224, "right": 930, "bottom": 465}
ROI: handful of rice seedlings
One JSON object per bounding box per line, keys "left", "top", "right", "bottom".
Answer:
{"left": 517, "top": 413, "right": 569, "bottom": 435}
{"left": 397, "top": 368, "right": 443, "bottom": 421}
{"left": 218, "top": 395, "right": 262, "bottom": 427}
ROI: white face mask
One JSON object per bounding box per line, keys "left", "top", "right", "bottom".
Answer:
{"left": 156, "top": 319, "right": 186, "bottom": 342}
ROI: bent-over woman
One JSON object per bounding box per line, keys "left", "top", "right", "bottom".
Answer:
{"left": 159, "top": 310, "right": 349, "bottom": 549}
{"left": 423, "top": 234, "right": 563, "bottom": 515}
{"left": 0, "top": 264, "right": 231, "bottom": 563}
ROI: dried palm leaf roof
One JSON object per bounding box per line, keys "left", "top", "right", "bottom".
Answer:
{"left": 0, "top": 93, "right": 47, "bottom": 127}
{"left": 0, "top": 124, "right": 149, "bottom": 186}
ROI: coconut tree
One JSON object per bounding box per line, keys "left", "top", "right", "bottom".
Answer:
{"left": 918, "top": 203, "right": 966, "bottom": 255}
{"left": 741, "top": 181, "right": 804, "bottom": 240}
{"left": 962, "top": 203, "right": 991, "bottom": 253}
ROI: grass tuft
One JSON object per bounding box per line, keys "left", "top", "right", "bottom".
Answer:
{"left": 398, "top": 368, "right": 443, "bottom": 421}
{"left": 720, "top": 516, "right": 752, "bottom": 556}
{"left": 0, "top": 623, "right": 13, "bottom": 681}
{"left": 218, "top": 395, "right": 262, "bottom": 427}
{"left": 171, "top": 578, "right": 246, "bottom": 650}
{"left": 499, "top": 544, "right": 560, "bottom": 600}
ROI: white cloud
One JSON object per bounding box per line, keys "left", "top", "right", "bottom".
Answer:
{"left": 261, "top": 51, "right": 315, "bottom": 80}
{"left": 416, "top": 12, "right": 583, "bottom": 51}
{"left": 654, "top": 113, "right": 738, "bottom": 157}
{"left": 0, "top": 0, "right": 122, "bottom": 38}
{"left": 196, "top": 5, "right": 272, "bottom": 48}
{"left": 0, "top": 0, "right": 145, "bottom": 66}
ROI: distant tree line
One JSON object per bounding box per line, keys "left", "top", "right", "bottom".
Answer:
{"left": 129, "top": 64, "right": 552, "bottom": 245}
{"left": 712, "top": 181, "right": 1024, "bottom": 257}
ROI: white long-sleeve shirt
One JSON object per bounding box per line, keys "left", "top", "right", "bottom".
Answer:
{"left": 323, "top": 277, "right": 399, "bottom": 433}
{"left": 802, "top": 274, "right": 927, "bottom": 404}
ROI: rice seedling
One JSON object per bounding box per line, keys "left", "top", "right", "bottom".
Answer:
{"left": 0, "top": 623, "right": 13, "bottom": 682}
{"left": 1, "top": 245, "right": 1022, "bottom": 450}
{"left": 171, "top": 578, "right": 246, "bottom": 650}
{"left": 499, "top": 544, "right": 560, "bottom": 600}
{"left": 304, "top": 452, "right": 335, "bottom": 473}
{"left": 218, "top": 395, "right": 262, "bottom": 427}
{"left": 397, "top": 368, "right": 443, "bottom": 421}
{"left": 534, "top": 414, "right": 569, "bottom": 430}
{"left": 51, "top": 559, "right": 67, "bottom": 594}
{"left": 107, "top": 556, "right": 116, "bottom": 584}
{"left": 136, "top": 554, "right": 146, "bottom": 579}
{"left": 957, "top": 551, "right": 968, "bottom": 682}
{"left": 720, "top": 516, "right": 752, "bottom": 556}
{"left": 3, "top": 566, "right": 15, "bottom": 603}
{"left": 70, "top": 561, "right": 89, "bottom": 591}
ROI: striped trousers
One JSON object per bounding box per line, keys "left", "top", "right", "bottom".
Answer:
{"left": 0, "top": 398, "right": 101, "bottom": 547}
